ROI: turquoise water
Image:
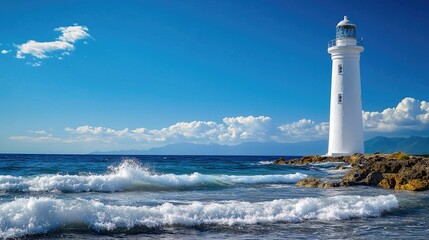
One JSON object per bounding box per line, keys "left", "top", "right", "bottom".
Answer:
{"left": 0, "top": 154, "right": 428, "bottom": 239}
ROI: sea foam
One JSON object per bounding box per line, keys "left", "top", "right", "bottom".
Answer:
{"left": 258, "top": 161, "right": 274, "bottom": 165}
{"left": 0, "top": 194, "right": 399, "bottom": 238}
{"left": 0, "top": 160, "right": 307, "bottom": 192}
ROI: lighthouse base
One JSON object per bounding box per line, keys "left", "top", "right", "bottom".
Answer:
{"left": 325, "top": 152, "right": 358, "bottom": 157}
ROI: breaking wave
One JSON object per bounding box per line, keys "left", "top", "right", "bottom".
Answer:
{"left": 0, "top": 160, "right": 307, "bottom": 193}
{"left": 0, "top": 194, "right": 399, "bottom": 238}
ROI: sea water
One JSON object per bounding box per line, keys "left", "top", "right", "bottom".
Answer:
{"left": 0, "top": 154, "right": 428, "bottom": 239}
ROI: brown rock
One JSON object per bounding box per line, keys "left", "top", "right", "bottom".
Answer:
{"left": 364, "top": 171, "right": 384, "bottom": 186}
{"left": 395, "top": 179, "right": 429, "bottom": 191}
{"left": 404, "top": 163, "right": 429, "bottom": 179}
{"left": 378, "top": 178, "right": 396, "bottom": 189}
{"left": 372, "top": 160, "right": 402, "bottom": 173}
{"left": 274, "top": 153, "right": 429, "bottom": 191}
{"left": 342, "top": 169, "right": 370, "bottom": 185}
{"left": 273, "top": 155, "right": 344, "bottom": 165}
{"left": 335, "top": 165, "right": 345, "bottom": 170}
{"left": 296, "top": 178, "right": 322, "bottom": 188}
{"left": 346, "top": 154, "right": 364, "bottom": 165}
{"left": 390, "top": 152, "right": 409, "bottom": 160}
{"left": 273, "top": 157, "right": 287, "bottom": 165}
{"left": 295, "top": 178, "right": 340, "bottom": 188}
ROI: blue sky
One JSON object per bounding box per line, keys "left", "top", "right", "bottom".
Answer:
{"left": 1, "top": 0, "right": 429, "bottom": 153}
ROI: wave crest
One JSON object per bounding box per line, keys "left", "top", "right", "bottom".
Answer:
{"left": 0, "top": 159, "right": 307, "bottom": 192}
{"left": 0, "top": 194, "right": 399, "bottom": 238}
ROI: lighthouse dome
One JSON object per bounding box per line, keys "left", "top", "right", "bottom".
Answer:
{"left": 336, "top": 16, "right": 356, "bottom": 27}
{"left": 336, "top": 16, "right": 356, "bottom": 39}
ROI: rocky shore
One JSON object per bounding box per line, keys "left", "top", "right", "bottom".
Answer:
{"left": 273, "top": 153, "right": 429, "bottom": 191}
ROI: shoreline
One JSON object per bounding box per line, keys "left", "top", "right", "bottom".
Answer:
{"left": 273, "top": 153, "right": 429, "bottom": 191}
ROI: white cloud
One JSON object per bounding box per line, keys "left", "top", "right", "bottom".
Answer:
{"left": 220, "top": 116, "right": 273, "bottom": 142}
{"left": 9, "top": 136, "right": 61, "bottom": 143}
{"left": 1, "top": 49, "right": 10, "bottom": 54}
{"left": 11, "top": 130, "right": 59, "bottom": 142}
{"left": 9, "top": 98, "right": 429, "bottom": 147}
{"left": 67, "top": 125, "right": 105, "bottom": 135}
{"left": 16, "top": 41, "right": 74, "bottom": 59}
{"left": 12, "top": 116, "right": 276, "bottom": 146}
{"left": 148, "top": 121, "right": 224, "bottom": 143}
{"left": 58, "top": 116, "right": 275, "bottom": 145}
{"left": 28, "top": 130, "right": 49, "bottom": 135}
{"left": 418, "top": 100, "right": 429, "bottom": 124}
{"left": 56, "top": 25, "right": 90, "bottom": 43}
{"left": 30, "top": 61, "right": 42, "bottom": 67}
{"left": 279, "top": 119, "right": 329, "bottom": 141}
{"left": 363, "top": 97, "right": 429, "bottom": 132}
{"left": 15, "top": 24, "right": 90, "bottom": 65}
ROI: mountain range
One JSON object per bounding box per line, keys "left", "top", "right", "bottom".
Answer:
{"left": 90, "top": 136, "right": 429, "bottom": 155}
{"left": 90, "top": 140, "right": 327, "bottom": 156}
{"left": 364, "top": 136, "right": 429, "bottom": 155}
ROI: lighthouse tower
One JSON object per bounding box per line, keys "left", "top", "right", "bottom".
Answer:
{"left": 327, "top": 16, "right": 364, "bottom": 156}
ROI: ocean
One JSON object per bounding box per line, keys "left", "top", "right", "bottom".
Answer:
{"left": 0, "top": 154, "right": 428, "bottom": 239}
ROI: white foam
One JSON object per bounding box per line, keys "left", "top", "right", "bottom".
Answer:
{"left": 309, "top": 162, "right": 345, "bottom": 167}
{"left": 325, "top": 168, "right": 349, "bottom": 174}
{"left": 258, "top": 161, "right": 273, "bottom": 165}
{"left": 0, "top": 194, "right": 399, "bottom": 238}
{"left": 0, "top": 160, "right": 307, "bottom": 192}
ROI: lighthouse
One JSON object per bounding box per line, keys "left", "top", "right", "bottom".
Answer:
{"left": 327, "top": 16, "right": 364, "bottom": 156}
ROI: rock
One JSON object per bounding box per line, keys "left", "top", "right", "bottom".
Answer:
{"left": 395, "top": 179, "right": 429, "bottom": 191}
{"left": 402, "top": 162, "right": 429, "bottom": 179}
{"left": 343, "top": 155, "right": 429, "bottom": 190}
{"left": 273, "top": 157, "right": 287, "bottom": 165}
{"left": 378, "top": 178, "right": 396, "bottom": 189}
{"left": 274, "top": 153, "right": 429, "bottom": 191}
{"left": 272, "top": 155, "right": 344, "bottom": 165}
{"left": 295, "top": 178, "right": 340, "bottom": 188}
{"left": 322, "top": 182, "right": 341, "bottom": 188}
{"left": 364, "top": 171, "right": 384, "bottom": 185}
{"left": 346, "top": 154, "right": 364, "bottom": 165}
{"left": 390, "top": 152, "right": 409, "bottom": 160}
{"left": 372, "top": 160, "right": 402, "bottom": 173}
{"left": 335, "top": 165, "right": 345, "bottom": 170}
{"left": 342, "top": 169, "right": 370, "bottom": 185}
{"left": 296, "top": 178, "right": 321, "bottom": 188}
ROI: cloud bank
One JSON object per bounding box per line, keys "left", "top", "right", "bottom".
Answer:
{"left": 363, "top": 97, "right": 429, "bottom": 132}
{"left": 10, "top": 98, "right": 429, "bottom": 148}
{"left": 61, "top": 116, "right": 277, "bottom": 145}
{"left": 15, "top": 25, "right": 90, "bottom": 65}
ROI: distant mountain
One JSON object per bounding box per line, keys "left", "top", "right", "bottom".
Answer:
{"left": 365, "top": 136, "right": 429, "bottom": 154}
{"left": 90, "top": 140, "right": 328, "bottom": 156}
{"left": 90, "top": 136, "right": 429, "bottom": 155}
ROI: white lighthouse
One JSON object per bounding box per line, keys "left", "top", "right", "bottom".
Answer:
{"left": 327, "top": 16, "right": 364, "bottom": 156}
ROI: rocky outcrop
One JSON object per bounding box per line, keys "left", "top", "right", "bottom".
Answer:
{"left": 274, "top": 155, "right": 346, "bottom": 165}
{"left": 273, "top": 153, "right": 429, "bottom": 191}
{"left": 296, "top": 178, "right": 342, "bottom": 188}
{"left": 273, "top": 153, "right": 367, "bottom": 166}
{"left": 342, "top": 153, "right": 429, "bottom": 191}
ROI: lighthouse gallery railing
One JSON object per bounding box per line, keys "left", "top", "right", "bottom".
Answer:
{"left": 328, "top": 38, "right": 364, "bottom": 48}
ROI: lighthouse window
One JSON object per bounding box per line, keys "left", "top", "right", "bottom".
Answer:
{"left": 338, "top": 64, "right": 343, "bottom": 74}
{"left": 338, "top": 93, "right": 343, "bottom": 104}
